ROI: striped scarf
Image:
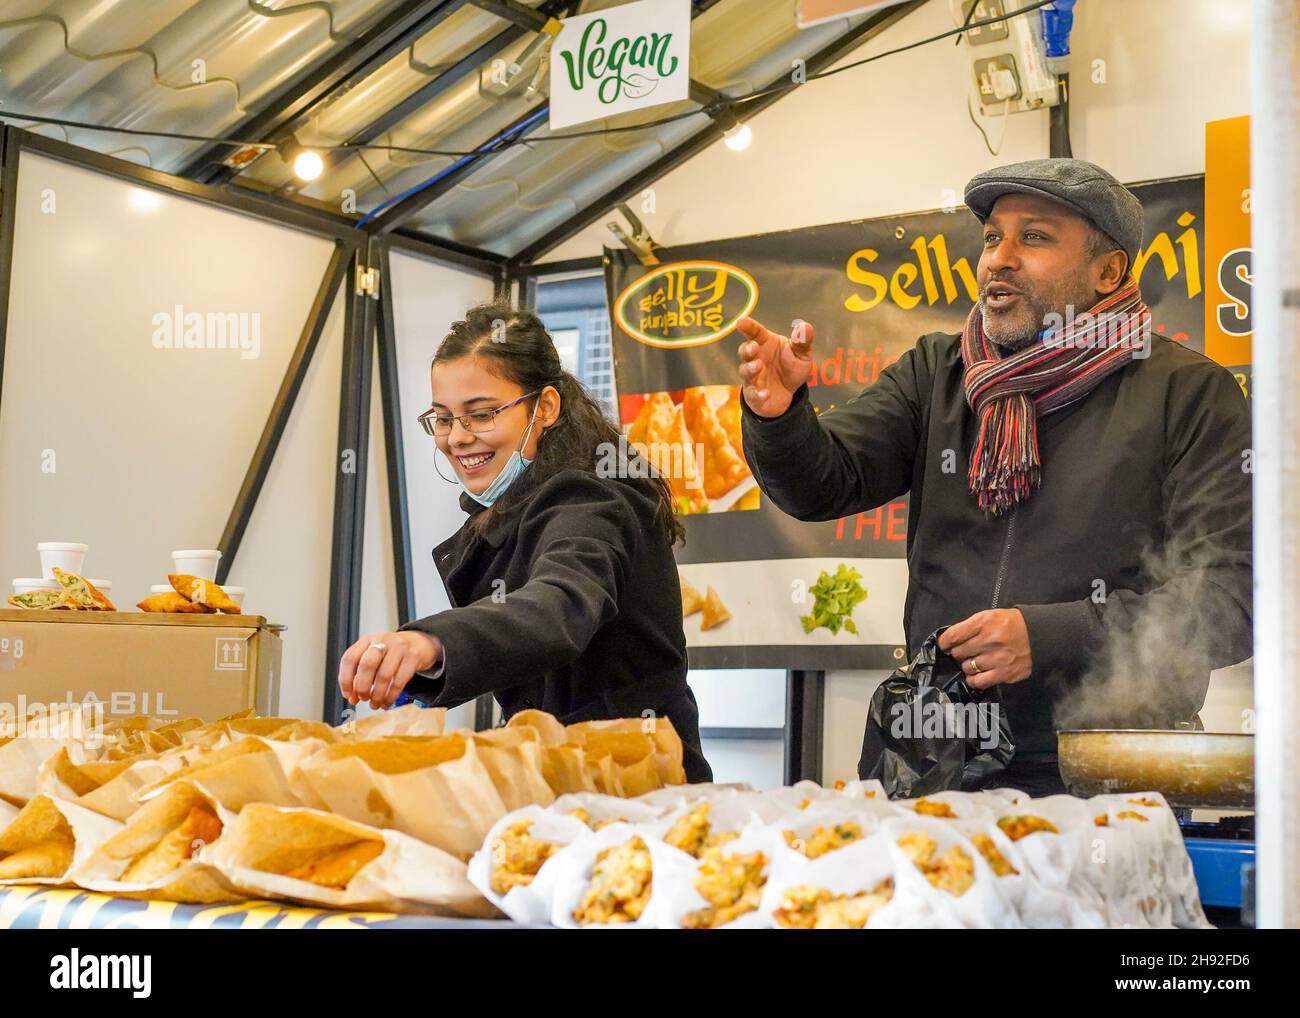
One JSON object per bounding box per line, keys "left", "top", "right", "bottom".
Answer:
{"left": 961, "top": 276, "right": 1150, "bottom": 515}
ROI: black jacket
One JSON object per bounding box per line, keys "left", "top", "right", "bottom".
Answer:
{"left": 397, "top": 467, "right": 712, "bottom": 783}
{"left": 742, "top": 333, "right": 1253, "bottom": 763}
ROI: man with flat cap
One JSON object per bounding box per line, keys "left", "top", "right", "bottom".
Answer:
{"left": 736, "top": 158, "right": 1253, "bottom": 795}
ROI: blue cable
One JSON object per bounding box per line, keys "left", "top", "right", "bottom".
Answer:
{"left": 356, "top": 105, "right": 552, "bottom": 226}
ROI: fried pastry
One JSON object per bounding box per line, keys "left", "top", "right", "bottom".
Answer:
{"left": 137, "top": 592, "right": 214, "bottom": 613}
{"left": 898, "top": 831, "right": 974, "bottom": 896}
{"left": 773, "top": 879, "right": 895, "bottom": 930}
{"left": 682, "top": 847, "right": 767, "bottom": 929}
{"left": 784, "top": 821, "right": 863, "bottom": 859}
{"left": 996, "top": 815, "right": 1060, "bottom": 841}
{"left": 970, "top": 833, "right": 1018, "bottom": 876}
{"left": 284, "top": 840, "right": 385, "bottom": 889}
{"left": 121, "top": 804, "right": 223, "bottom": 883}
{"left": 0, "top": 839, "right": 75, "bottom": 880}
{"left": 572, "top": 835, "right": 653, "bottom": 925}
{"left": 51, "top": 568, "right": 114, "bottom": 610}
{"left": 7, "top": 589, "right": 74, "bottom": 609}
{"left": 679, "top": 575, "right": 705, "bottom": 617}
{"left": 490, "top": 819, "right": 558, "bottom": 895}
{"left": 914, "top": 798, "right": 958, "bottom": 818}
{"left": 700, "top": 586, "right": 730, "bottom": 630}
{"left": 168, "top": 574, "right": 241, "bottom": 613}
{"left": 683, "top": 387, "right": 751, "bottom": 499}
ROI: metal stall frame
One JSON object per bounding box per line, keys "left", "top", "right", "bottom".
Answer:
{"left": 0, "top": 125, "right": 503, "bottom": 726}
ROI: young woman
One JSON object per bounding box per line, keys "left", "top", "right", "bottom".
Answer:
{"left": 337, "top": 302, "right": 712, "bottom": 783}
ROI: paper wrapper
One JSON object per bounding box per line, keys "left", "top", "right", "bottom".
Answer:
{"left": 293, "top": 734, "right": 507, "bottom": 859}
{"left": 653, "top": 824, "right": 784, "bottom": 929}
{"left": 566, "top": 716, "right": 686, "bottom": 791}
{"left": 134, "top": 736, "right": 331, "bottom": 813}
{"left": 74, "top": 781, "right": 242, "bottom": 904}
{"left": 468, "top": 728, "right": 557, "bottom": 811}
{"left": 763, "top": 829, "right": 908, "bottom": 929}
{"left": 340, "top": 704, "right": 447, "bottom": 739}
{"left": 1086, "top": 792, "right": 1209, "bottom": 929}
{"left": 0, "top": 794, "right": 122, "bottom": 886}
{"left": 203, "top": 803, "right": 497, "bottom": 916}
{"left": 548, "top": 821, "right": 699, "bottom": 929}
{"left": 467, "top": 806, "right": 592, "bottom": 924}
{"left": 0, "top": 735, "right": 72, "bottom": 807}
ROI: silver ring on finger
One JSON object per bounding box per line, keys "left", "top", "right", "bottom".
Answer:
{"left": 367, "top": 642, "right": 388, "bottom": 657}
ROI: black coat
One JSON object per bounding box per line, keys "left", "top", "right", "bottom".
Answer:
{"left": 397, "top": 467, "right": 712, "bottom": 783}
{"left": 743, "top": 332, "right": 1253, "bottom": 784}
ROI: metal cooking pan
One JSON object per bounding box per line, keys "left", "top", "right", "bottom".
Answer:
{"left": 1057, "top": 730, "right": 1254, "bottom": 809}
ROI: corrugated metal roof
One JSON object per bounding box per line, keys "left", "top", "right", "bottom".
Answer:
{"left": 0, "top": 0, "right": 908, "bottom": 259}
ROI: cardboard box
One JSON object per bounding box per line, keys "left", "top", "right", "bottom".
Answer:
{"left": 0, "top": 609, "right": 282, "bottom": 722}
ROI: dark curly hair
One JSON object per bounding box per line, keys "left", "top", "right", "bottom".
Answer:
{"left": 434, "top": 301, "right": 684, "bottom": 546}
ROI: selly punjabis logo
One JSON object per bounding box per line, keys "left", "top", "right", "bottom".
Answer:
{"left": 615, "top": 260, "right": 758, "bottom": 349}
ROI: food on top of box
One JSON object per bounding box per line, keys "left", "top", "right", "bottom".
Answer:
{"left": 773, "top": 879, "right": 896, "bottom": 930}
{"left": 168, "top": 574, "right": 241, "bottom": 613}
{"left": 120, "top": 803, "right": 223, "bottom": 883}
{"left": 490, "top": 819, "right": 559, "bottom": 895}
{"left": 681, "top": 846, "right": 767, "bottom": 929}
{"left": 996, "top": 815, "right": 1059, "bottom": 841}
{"left": 572, "top": 834, "right": 653, "bottom": 925}
{"left": 52, "top": 567, "right": 115, "bottom": 610}
{"left": 137, "top": 591, "right": 214, "bottom": 613}
{"left": 699, "top": 586, "right": 730, "bottom": 630}
{"left": 7, "top": 589, "right": 73, "bottom": 610}
{"left": 7, "top": 569, "right": 114, "bottom": 610}
{"left": 898, "top": 831, "right": 975, "bottom": 897}
{"left": 785, "top": 820, "right": 864, "bottom": 859}
{"left": 282, "top": 839, "right": 385, "bottom": 889}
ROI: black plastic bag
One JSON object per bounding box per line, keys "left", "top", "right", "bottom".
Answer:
{"left": 857, "top": 627, "right": 1014, "bottom": 797}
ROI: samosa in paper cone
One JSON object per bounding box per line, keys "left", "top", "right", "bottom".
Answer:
{"left": 204, "top": 803, "right": 497, "bottom": 916}
{"left": 79, "top": 782, "right": 241, "bottom": 904}
{"left": 0, "top": 795, "right": 121, "bottom": 884}
{"left": 468, "top": 727, "right": 557, "bottom": 811}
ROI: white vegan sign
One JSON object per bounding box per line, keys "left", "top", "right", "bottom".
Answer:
{"left": 549, "top": 0, "right": 691, "bottom": 131}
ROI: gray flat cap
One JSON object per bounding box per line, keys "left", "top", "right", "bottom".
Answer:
{"left": 964, "top": 158, "right": 1143, "bottom": 268}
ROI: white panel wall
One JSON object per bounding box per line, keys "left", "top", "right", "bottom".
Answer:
{"left": 537, "top": 0, "right": 1254, "bottom": 782}
{"left": 355, "top": 251, "right": 496, "bottom": 730}
{"left": 0, "top": 150, "right": 345, "bottom": 720}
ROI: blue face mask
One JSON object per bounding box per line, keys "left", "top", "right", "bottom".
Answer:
{"left": 461, "top": 405, "right": 539, "bottom": 508}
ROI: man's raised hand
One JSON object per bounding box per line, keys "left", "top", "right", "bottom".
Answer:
{"left": 737, "top": 316, "right": 815, "bottom": 418}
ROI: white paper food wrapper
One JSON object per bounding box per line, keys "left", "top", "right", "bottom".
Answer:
{"left": 763, "top": 829, "right": 909, "bottom": 929}
{"left": 467, "top": 806, "right": 592, "bottom": 924}
{"left": 879, "top": 814, "right": 1024, "bottom": 929}
{"left": 548, "top": 821, "right": 699, "bottom": 929}
{"left": 633, "top": 782, "right": 754, "bottom": 811}
{"left": 549, "top": 792, "right": 663, "bottom": 827}
{"left": 653, "top": 824, "right": 784, "bottom": 929}
{"left": 1087, "top": 792, "right": 1210, "bottom": 929}
{"left": 0, "top": 794, "right": 122, "bottom": 886}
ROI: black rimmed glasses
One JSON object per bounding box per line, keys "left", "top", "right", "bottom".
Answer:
{"left": 417, "top": 390, "right": 539, "bottom": 437}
